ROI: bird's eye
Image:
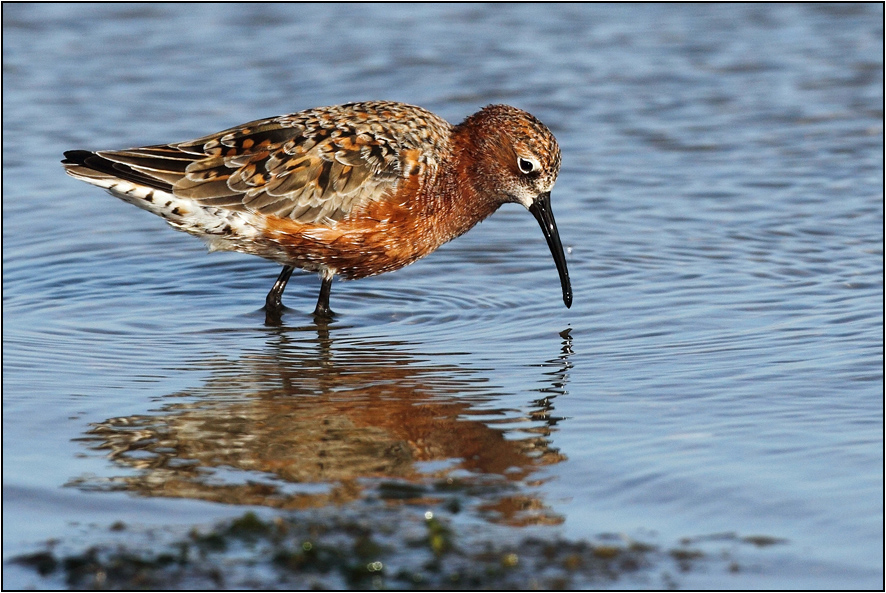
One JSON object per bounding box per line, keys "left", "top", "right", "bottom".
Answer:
{"left": 517, "top": 157, "right": 537, "bottom": 174}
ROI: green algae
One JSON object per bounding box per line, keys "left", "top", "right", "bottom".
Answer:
{"left": 12, "top": 509, "right": 786, "bottom": 590}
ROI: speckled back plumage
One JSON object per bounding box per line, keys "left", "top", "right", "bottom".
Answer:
{"left": 72, "top": 101, "right": 453, "bottom": 226}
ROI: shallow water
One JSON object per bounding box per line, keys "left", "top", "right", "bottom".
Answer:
{"left": 3, "top": 3, "right": 883, "bottom": 588}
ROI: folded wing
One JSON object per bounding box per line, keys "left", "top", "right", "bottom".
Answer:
{"left": 75, "top": 102, "right": 446, "bottom": 225}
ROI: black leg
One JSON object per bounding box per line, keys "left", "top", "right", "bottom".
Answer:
{"left": 313, "top": 275, "right": 334, "bottom": 319}
{"left": 265, "top": 265, "right": 294, "bottom": 312}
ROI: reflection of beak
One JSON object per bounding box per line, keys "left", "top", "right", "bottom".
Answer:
{"left": 529, "top": 192, "right": 572, "bottom": 308}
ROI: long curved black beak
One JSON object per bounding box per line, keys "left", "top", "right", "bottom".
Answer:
{"left": 529, "top": 192, "right": 572, "bottom": 308}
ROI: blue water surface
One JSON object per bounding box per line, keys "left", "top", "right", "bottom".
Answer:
{"left": 3, "top": 3, "right": 883, "bottom": 589}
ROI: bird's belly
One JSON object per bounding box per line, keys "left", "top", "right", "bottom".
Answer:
{"left": 260, "top": 214, "right": 443, "bottom": 280}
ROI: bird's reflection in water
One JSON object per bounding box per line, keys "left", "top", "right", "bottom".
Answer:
{"left": 73, "top": 325, "right": 573, "bottom": 527}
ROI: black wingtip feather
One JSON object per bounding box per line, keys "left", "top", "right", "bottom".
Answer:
{"left": 62, "top": 149, "right": 175, "bottom": 192}
{"left": 62, "top": 150, "right": 96, "bottom": 165}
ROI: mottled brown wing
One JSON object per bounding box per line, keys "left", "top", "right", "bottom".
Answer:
{"left": 93, "top": 102, "right": 449, "bottom": 225}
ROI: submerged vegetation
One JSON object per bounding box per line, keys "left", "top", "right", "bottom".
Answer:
{"left": 13, "top": 506, "right": 783, "bottom": 590}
